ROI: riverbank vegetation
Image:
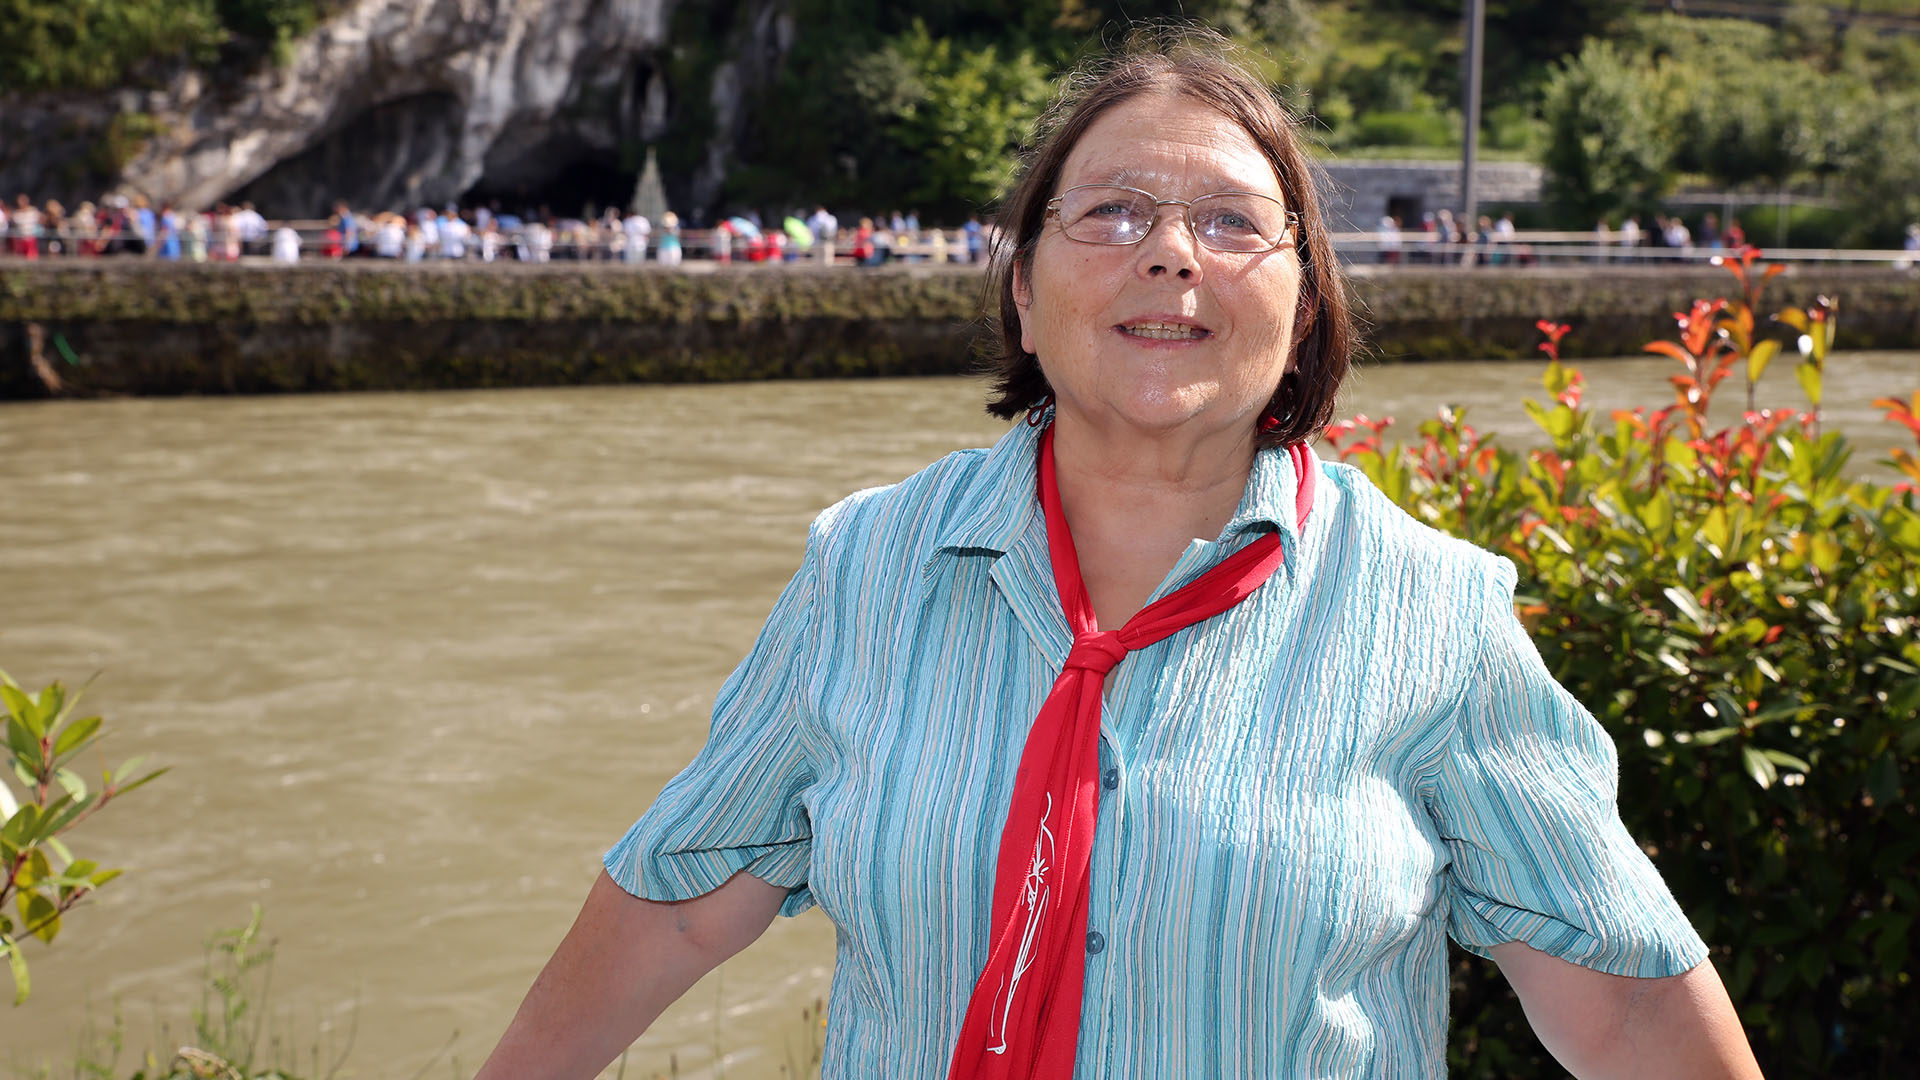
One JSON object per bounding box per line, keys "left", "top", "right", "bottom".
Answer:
{"left": 1325, "top": 253, "right": 1920, "bottom": 1076}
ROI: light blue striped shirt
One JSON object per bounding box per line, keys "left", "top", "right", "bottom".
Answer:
{"left": 606, "top": 419, "right": 1707, "bottom": 1078}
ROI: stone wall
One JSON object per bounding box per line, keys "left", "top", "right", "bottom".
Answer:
{"left": 1317, "top": 160, "right": 1545, "bottom": 232}
{"left": 4, "top": 262, "right": 1915, "bottom": 398}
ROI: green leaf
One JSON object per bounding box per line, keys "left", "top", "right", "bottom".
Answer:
{"left": 1743, "top": 744, "right": 1778, "bottom": 788}
{"left": 1761, "top": 749, "right": 1811, "bottom": 773}
{"left": 1747, "top": 339, "right": 1781, "bottom": 385}
{"left": 3, "top": 934, "right": 27, "bottom": 1005}
{"left": 1663, "top": 586, "right": 1710, "bottom": 630}
{"left": 20, "top": 892, "right": 59, "bottom": 944}
{"left": 1796, "top": 362, "right": 1823, "bottom": 408}
{"left": 1, "top": 804, "right": 40, "bottom": 847}
{"left": 0, "top": 686, "right": 36, "bottom": 729}
{"left": 50, "top": 714, "right": 101, "bottom": 759}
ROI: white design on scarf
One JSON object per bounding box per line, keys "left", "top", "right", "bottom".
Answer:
{"left": 987, "top": 792, "right": 1055, "bottom": 1055}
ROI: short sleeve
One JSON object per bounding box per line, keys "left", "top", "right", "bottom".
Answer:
{"left": 603, "top": 541, "right": 820, "bottom": 918}
{"left": 1430, "top": 560, "right": 1709, "bottom": 977}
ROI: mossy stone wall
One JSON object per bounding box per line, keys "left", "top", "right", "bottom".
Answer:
{"left": 3, "top": 262, "right": 1916, "bottom": 398}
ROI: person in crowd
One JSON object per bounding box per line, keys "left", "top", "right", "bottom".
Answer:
{"left": 1620, "top": 214, "right": 1642, "bottom": 259}
{"left": 655, "top": 211, "right": 683, "bottom": 266}
{"left": 713, "top": 219, "right": 733, "bottom": 263}
{"left": 1491, "top": 211, "right": 1516, "bottom": 266}
{"left": 1699, "top": 212, "right": 1721, "bottom": 251}
{"left": 332, "top": 201, "right": 360, "bottom": 256}
{"left": 39, "top": 200, "right": 68, "bottom": 256}
{"left": 1664, "top": 214, "right": 1692, "bottom": 256}
{"left": 1906, "top": 223, "right": 1920, "bottom": 253}
{"left": 404, "top": 218, "right": 428, "bottom": 262}
{"left": 479, "top": 219, "right": 503, "bottom": 262}
{"left": 471, "top": 28, "right": 1763, "bottom": 1080}
{"left": 126, "top": 195, "right": 155, "bottom": 256}
{"left": 623, "top": 209, "right": 652, "bottom": 264}
{"left": 808, "top": 204, "right": 838, "bottom": 265}
{"left": 1593, "top": 217, "right": 1612, "bottom": 264}
{"left": 157, "top": 203, "right": 182, "bottom": 260}
{"left": 1724, "top": 216, "right": 1746, "bottom": 251}
{"left": 1433, "top": 207, "right": 1458, "bottom": 264}
{"left": 185, "top": 207, "right": 209, "bottom": 261}
{"left": 1376, "top": 214, "right": 1401, "bottom": 264}
{"left": 374, "top": 213, "right": 405, "bottom": 259}
{"left": 236, "top": 201, "right": 268, "bottom": 256}
{"left": 10, "top": 195, "right": 43, "bottom": 258}
{"left": 963, "top": 212, "right": 984, "bottom": 264}
{"left": 439, "top": 207, "right": 471, "bottom": 260}
{"left": 271, "top": 223, "right": 302, "bottom": 263}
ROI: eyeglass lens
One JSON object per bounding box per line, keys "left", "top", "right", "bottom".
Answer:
{"left": 1055, "top": 186, "right": 1290, "bottom": 252}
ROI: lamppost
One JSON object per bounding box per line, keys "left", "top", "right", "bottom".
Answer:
{"left": 1460, "top": 0, "right": 1485, "bottom": 232}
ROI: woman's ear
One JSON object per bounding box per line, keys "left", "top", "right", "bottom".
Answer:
{"left": 1013, "top": 256, "right": 1037, "bottom": 356}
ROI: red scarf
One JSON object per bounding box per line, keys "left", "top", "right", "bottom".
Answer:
{"left": 947, "top": 425, "right": 1317, "bottom": 1079}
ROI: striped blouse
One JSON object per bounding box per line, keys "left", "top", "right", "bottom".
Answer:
{"left": 605, "top": 419, "right": 1708, "bottom": 1078}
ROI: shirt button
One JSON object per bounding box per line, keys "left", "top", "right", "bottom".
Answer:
{"left": 1086, "top": 931, "right": 1106, "bottom": 955}
{"left": 1101, "top": 767, "right": 1119, "bottom": 790}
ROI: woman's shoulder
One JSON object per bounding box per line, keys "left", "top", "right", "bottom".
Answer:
{"left": 804, "top": 444, "right": 1001, "bottom": 566}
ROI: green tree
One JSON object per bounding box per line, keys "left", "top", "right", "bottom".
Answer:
{"left": 1540, "top": 39, "right": 1675, "bottom": 221}
{"left": 847, "top": 21, "right": 1053, "bottom": 214}
{"left": 0, "top": 0, "right": 222, "bottom": 92}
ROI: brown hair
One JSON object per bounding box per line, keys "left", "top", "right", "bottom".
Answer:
{"left": 981, "top": 25, "right": 1354, "bottom": 448}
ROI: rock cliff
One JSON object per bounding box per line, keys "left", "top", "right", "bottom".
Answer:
{"left": 0, "top": 0, "right": 793, "bottom": 218}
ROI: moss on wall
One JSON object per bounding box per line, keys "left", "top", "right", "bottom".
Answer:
{"left": 3, "top": 262, "right": 1915, "bottom": 398}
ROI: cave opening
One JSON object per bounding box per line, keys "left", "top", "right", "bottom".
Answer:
{"left": 462, "top": 155, "right": 637, "bottom": 222}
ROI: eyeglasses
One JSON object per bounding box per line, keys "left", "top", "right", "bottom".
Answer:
{"left": 1045, "top": 184, "right": 1299, "bottom": 254}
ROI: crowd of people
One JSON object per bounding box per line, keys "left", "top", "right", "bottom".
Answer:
{"left": 7, "top": 190, "right": 1917, "bottom": 267}
{"left": 0, "top": 193, "right": 999, "bottom": 267}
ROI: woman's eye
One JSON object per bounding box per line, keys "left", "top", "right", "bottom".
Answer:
{"left": 1089, "top": 202, "right": 1135, "bottom": 217}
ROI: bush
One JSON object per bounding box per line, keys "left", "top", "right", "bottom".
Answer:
{"left": 1348, "top": 108, "right": 1458, "bottom": 149}
{"left": 2, "top": 671, "right": 165, "bottom": 1006}
{"left": 1325, "top": 251, "right": 1920, "bottom": 1077}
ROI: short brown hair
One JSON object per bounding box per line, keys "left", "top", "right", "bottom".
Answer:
{"left": 980, "top": 26, "right": 1354, "bottom": 448}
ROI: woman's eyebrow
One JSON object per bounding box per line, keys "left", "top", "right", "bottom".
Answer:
{"left": 1096, "top": 166, "right": 1269, "bottom": 193}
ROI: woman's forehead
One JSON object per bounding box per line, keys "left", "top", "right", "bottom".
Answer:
{"left": 1060, "top": 98, "right": 1281, "bottom": 195}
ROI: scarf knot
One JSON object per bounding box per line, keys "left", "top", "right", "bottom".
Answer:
{"left": 1064, "top": 630, "right": 1128, "bottom": 675}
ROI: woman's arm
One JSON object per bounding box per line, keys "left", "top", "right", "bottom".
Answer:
{"left": 1491, "top": 941, "right": 1763, "bottom": 1079}
{"left": 473, "top": 869, "right": 789, "bottom": 1080}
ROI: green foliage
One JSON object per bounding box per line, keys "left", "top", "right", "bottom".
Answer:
{"left": 1, "top": 670, "right": 165, "bottom": 1006}
{"left": 1326, "top": 256, "right": 1920, "bottom": 1077}
{"left": 1347, "top": 108, "right": 1457, "bottom": 149}
{"left": 0, "top": 0, "right": 331, "bottom": 93}
{"left": 24, "top": 907, "right": 363, "bottom": 1080}
{"left": 1540, "top": 39, "right": 1675, "bottom": 220}
{"left": 846, "top": 21, "right": 1052, "bottom": 213}
{"left": 0, "top": 0, "right": 222, "bottom": 92}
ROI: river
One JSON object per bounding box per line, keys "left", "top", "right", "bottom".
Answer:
{"left": 3, "top": 354, "right": 1917, "bottom": 1077}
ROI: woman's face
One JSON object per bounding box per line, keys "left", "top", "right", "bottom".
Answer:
{"left": 1016, "top": 90, "right": 1303, "bottom": 442}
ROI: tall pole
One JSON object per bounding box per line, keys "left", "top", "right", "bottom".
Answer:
{"left": 1460, "top": 0, "right": 1485, "bottom": 235}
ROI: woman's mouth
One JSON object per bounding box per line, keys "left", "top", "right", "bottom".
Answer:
{"left": 1118, "top": 320, "right": 1211, "bottom": 341}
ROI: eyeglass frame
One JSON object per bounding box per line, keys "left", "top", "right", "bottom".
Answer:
{"left": 1043, "top": 183, "right": 1302, "bottom": 254}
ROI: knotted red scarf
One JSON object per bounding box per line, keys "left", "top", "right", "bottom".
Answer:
{"left": 947, "top": 425, "right": 1317, "bottom": 1079}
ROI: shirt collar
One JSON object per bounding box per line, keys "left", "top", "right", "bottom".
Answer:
{"left": 928, "top": 420, "right": 1318, "bottom": 564}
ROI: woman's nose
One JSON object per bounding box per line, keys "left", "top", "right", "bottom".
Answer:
{"left": 1134, "top": 206, "right": 1203, "bottom": 281}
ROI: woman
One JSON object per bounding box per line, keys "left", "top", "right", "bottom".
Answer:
{"left": 477, "top": 31, "right": 1762, "bottom": 1080}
